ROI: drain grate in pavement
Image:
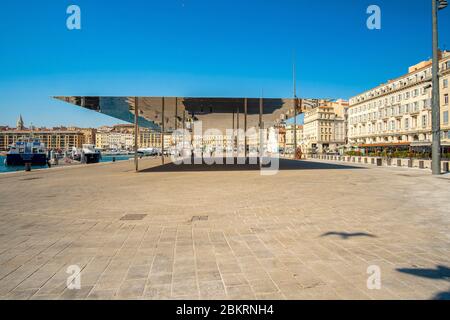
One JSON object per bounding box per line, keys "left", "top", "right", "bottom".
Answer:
{"left": 120, "top": 214, "right": 147, "bottom": 221}
{"left": 191, "top": 216, "right": 209, "bottom": 222}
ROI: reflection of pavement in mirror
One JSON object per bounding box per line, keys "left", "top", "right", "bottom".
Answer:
{"left": 0, "top": 158, "right": 449, "bottom": 300}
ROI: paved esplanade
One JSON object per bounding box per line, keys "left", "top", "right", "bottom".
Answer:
{"left": 0, "top": 159, "right": 449, "bottom": 300}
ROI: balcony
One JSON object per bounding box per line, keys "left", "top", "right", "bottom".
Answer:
{"left": 410, "top": 107, "right": 420, "bottom": 115}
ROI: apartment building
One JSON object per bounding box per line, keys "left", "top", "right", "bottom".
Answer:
{"left": 0, "top": 129, "right": 85, "bottom": 151}
{"left": 96, "top": 131, "right": 135, "bottom": 150}
{"left": 333, "top": 99, "right": 350, "bottom": 145}
{"left": 277, "top": 125, "right": 286, "bottom": 150}
{"left": 78, "top": 128, "right": 96, "bottom": 145}
{"left": 285, "top": 124, "right": 303, "bottom": 152}
{"left": 141, "top": 129, "right": 163, "bottom": 149}
{"left": 302, "top": 101, "right": 347, "bottom": 154}
{"left": 348, "top": 51, "right": 450, "bottom": 150}
{"left": 95, "top": 125, "right": 163, "bottom": 150}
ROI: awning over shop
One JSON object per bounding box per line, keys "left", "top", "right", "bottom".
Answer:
{"left": 410, "top": 141, "right": 432, "bottom": 147}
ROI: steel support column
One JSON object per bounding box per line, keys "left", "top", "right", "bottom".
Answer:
{"left": 236, "top": 105, "right": 240, "bottom": 156}
{"left": 161, "top": 97, "right": 165, "bottom": 165}
{"left": 294, "top": 98, "right": 298, "bottom": 158}
{"left": 134, "top": 97, "right": 139, "bottom": 172}
{"left": 244, "top": 98, "right": 248, "bottom": 160}
{"left": 232, "top": 109, "right": 235, "bottom": 156}
{"left": 182, "top": 110, "right": 186, "bottom": 157}
{"left": 259, "top": 97, "right": 264, "bottom": 165}
{"left": 175, "top": 97, "right": 178, "bottom": 130}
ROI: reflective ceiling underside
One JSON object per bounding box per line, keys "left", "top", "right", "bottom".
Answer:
{"left": 55, "top": 96, "right": 321, "bottom": 132}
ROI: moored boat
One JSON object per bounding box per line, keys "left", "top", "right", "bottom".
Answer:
{"left": 5, "top": 139, "right": 48, "bottom": 166}
{"left": 71, "top": 144, "right": 102, "bottom": 164}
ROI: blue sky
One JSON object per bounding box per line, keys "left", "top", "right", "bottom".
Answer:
{"left": 0, "top": 0, "right": 449, "bottom": 128}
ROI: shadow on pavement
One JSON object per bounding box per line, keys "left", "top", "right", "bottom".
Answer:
{"left": 140, "top": 158, "right": 365, "bottom": 173}
{"left": 320, "top": 231, "right": 377, "bottom": 239}
{"left": 396, "top": 265, "right": 450, "bottom": 300}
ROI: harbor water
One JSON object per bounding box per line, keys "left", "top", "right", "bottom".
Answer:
{"left": 0, "top": 155, "right": 133, "bottom": 173}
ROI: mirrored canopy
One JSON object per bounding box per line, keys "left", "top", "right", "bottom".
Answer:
{"left": 55, "top": 96, "right": 321, "bottom": 132}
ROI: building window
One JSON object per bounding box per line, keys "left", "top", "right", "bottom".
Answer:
{"left": 390, "top": 121, "right": 395, "bottom": 131}
{"left": 444, "top": 111, "right": 449, "bottom": 125}
{"left": 444, "top": 79, "right": 448, "bottom": 89}
{"left": 445, "top": 94, "right": 449, "bottom": 106}
{"left": 422, "top": 115, "right": 427, "bottom": 128}
{"left": 405, "top": 118, "right": 409, "bottom": 130}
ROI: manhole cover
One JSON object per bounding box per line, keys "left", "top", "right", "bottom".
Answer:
{"left": 191, "top": 216, "right": 208, "bottom": 222}
{"left": 120, "top": 214, "right": 147, "bottom": 221}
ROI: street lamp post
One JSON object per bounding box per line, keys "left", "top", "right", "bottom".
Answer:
{"left": 431, "top": 0, "right": 448, "bottom": 175}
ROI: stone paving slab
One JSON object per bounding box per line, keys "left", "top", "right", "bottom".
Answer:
{"left": 0, "top": 158, "right": 449, "bottom": 300}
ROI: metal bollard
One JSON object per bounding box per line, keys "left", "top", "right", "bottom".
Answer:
{"left": 25, "top": 163, "right": 32, "bottom": 172}
{"left": 443, "top": 162, "right": 449, "bottom": 173}
{"left": 419, "top": 160, "right": 424, "bottom": 169}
